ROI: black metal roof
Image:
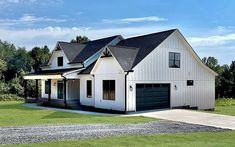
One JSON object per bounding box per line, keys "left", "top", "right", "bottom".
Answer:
{"left": 117, "top": 29, "right": 176, "bottom": 69}
{"left": 71, "top": 35, "right": 120, "bottom": 63}
{"left": 79, "top": 62, "right": 96, "bottom": 74}
{"left": 107, "top": 45, "right": 139, "bottom": 71}
{"left": 58, "top": 42, "right": 86, "bottom": 62}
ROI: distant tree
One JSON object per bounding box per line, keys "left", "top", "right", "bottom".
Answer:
{"left": 71, "top": 36, "right": 90, "bottom": 44}
{"left": 202, "top": 56, "right": 221, "bottom": 72}
{"left": 7, "top": 48, "right": 32, "bottom": 74}
{"left": 29, "top": 46, "right": 51, "bottom": 71}
{"left": 229, "top": 61, "right": 235, "bottom": 98}
{"left": 202, "top": 57, "right": 225, "bottom": 98}
{"left": 0, "top": 40, "right": 16, "bottom": 62}
{"left": 0, "top": 59, "right": 7, "bottom": 79}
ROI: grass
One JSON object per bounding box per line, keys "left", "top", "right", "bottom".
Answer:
{"left": 0, "top": 101, "right": 156, "bottom": 126}
{"left": 4, "top": 131, "right": 235, "bottom": 147}
{"left": 204, "top": 98, "right": 235, "bottom": 116}
{"left": 216, "top": 98, "right": 235, "bottom": 106}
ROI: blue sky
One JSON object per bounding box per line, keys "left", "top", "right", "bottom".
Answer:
{"left": 0, "top": 0, "right": 234, "bottom": 65}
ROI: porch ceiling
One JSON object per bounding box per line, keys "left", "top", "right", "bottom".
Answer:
{"left": 23, "top": 68, "right": 81, "bottom": 80}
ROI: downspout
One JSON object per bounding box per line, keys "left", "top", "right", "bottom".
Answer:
{"left": 124, "top": 70, "right": 134, "bottom": 113}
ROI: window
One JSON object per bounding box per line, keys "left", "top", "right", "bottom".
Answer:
{"left": 169, "top": 52, "right": 180, "bottom": 68}
{"left": 103, "top": 80, "right": 115, "bottom": 100}
{"left": 45, "top": 81, "right": 50, "bottom": 94}
{"left": 87, "top": 80, "right": 92, "bottom": 98}
{"left": 187, "top": 80, "right": 194, "bottom": 86}
{"left": 57, "top": 56, "right": 63, "bottom": 66}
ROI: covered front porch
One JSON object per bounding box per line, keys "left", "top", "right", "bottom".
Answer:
{"left": 23, "top": 68, "right": 82, "bottom": 108}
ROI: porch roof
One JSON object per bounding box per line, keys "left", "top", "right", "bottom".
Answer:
{"left": 23, "top": 68, "right": 80, "bottom": 80}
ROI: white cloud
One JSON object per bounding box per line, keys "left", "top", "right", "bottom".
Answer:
{"left": 0, "top": 14, "right": 66, "bottom": 26}
{"left": 102, "top": 16, "right": 167, "bottom": 24}
{"left": 0, "top": 26, "right": 170, "bottom": 49}
{"left": 188, "top": 33, "right": 235, "bottom": 47}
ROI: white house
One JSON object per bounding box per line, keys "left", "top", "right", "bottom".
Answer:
{"left": 24, "top": 29, "right": 217, "bottom": 112}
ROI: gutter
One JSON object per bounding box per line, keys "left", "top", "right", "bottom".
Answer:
{"left": 124, "top": 70, "right": 134, "bottom": 113}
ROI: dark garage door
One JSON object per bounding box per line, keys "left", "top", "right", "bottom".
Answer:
{"left": 136, "top": 84, "right": 170, "bottom": 111}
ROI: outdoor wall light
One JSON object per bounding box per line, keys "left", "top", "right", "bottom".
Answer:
{"left": 174, "top": 85, "right": 177, "bottom": 90}
{"left": 129, "top": 85, "right": 133, "bottom": 91}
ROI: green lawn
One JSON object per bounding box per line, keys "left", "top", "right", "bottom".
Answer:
{"left": 207, "top": 105, "right": 235, "bottom": 116}
{"left": 0, "top": 101, "right": 156, "bottom": 126}
{"left": 204, "top": 98, "right": 235, "bottom": 116}
{"left": 4, "top": 131, "right": 235, "bottom": 147}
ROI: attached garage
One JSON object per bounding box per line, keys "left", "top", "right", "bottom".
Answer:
{"left": 136, "top": 84, "right": 170, "bottom": 111}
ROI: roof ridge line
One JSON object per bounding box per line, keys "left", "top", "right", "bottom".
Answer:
{"left": 124, "top": 29, "right": 177, "bottom": 40}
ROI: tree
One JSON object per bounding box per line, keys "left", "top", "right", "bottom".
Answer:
{"left": 0, "top": 40, "right": 16, "bottom": 62}
{"left": 229, "top": 61, "right": 235, "bottom": 98}
{"left": 202, "top": 57, "right": 223, "bottom": 98}
{"left": 7, "top": 47, "right": 32, "bottom": 75}
{"left": 29, "top": 46, "right": 51, "bottom": 71}
{"left": 0, "top": 59, "right": 7, "bottom": 80}
{"left": 71, "top": 36, "right": 90, "bottom": 44}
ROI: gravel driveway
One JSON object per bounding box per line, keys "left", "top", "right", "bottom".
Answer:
{"left": 0, "top": 120, "right": 228, "bottom": 145}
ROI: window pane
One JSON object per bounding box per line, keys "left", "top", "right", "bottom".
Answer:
{"left": 87, "top": 80, "right": 92, "bottom": 97}
{"left": 57, "top": 57, "right": 63, "bottom": 66}
{"left": 103, "top": 80, "right": 115, "bottom": 100}
{"left": 175, "top": 60, "right": 180, "bottom": 68}
{"left": 169, "top": 52, "right": 174, "bottom": 60}
{"left": 109, "top": 80, "right": 115, "bottom": 100}
{"left": 175, "top": 53, "right": 180, "bottom": 60}
{"left": 187, "top": 80, "right": 194, "bottom": 86}
{"left": 103, "top": 80, "right": 109, "bottom": 100}
{"left": 169, "top": 60, "right": 174, "bottom": 67}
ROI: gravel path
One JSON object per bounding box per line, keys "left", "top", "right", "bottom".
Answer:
{"left": 0, "top": 120, "right": 228, "bottom": 145}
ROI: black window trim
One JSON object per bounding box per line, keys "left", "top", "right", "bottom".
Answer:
{"left": 103, "top": 80, "right": 115, "bottom": 101}
{"left": 57, "top": 56, "right": 63, "bottom": 66}
{"left": 86, "top": 80, "right": 92, "bottom": 98}
{"left": 187, "top": 80, "right": 194, "bottom": 86}
{"left": 169, "top": 52, "right": 180, "bottom": 68}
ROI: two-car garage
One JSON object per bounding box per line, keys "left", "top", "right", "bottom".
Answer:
{"left": 136, "top": 84, "right": 170, "bottom": 111}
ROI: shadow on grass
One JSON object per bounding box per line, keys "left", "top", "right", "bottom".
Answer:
{"left": 41, "top": 111, "right": 95, "bottom": 119}
{"left": 0, "top": 102, "right": 40, "bottom": 111}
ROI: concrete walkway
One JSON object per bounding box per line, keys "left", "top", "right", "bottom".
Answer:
{"left": 130, "top": 109, "right": 235, "bottom": 130}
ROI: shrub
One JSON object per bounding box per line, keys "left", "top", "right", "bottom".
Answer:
{"left": 216, "top": 98, "right": 235, "bottom": 106}
{"left": 8, "top": 77, "right": 24, "bottom": 96}
{"left": 0, "top": 94, "right": 24, "bottom": 101}
{"left": 0, "top": 81, "right": 10, "bottom": 93}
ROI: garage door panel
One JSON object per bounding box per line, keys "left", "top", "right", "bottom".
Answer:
{"left": 136, "top": 84, "right": 170, "bottom": 111}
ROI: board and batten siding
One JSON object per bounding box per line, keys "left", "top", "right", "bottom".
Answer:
{"left": 41, "top": 79, "right": 75, "bottom": 100}
{"left": 127, "top": 31, "right": 215, "bottom": 111}
{"left": 44, "top": 50, "right": 83, "bottom": 70}
{"left": 80, "top": 75, "right": 95, "bottom": 107}
{"left": 92, "top": 57, "right": 126, "bottom": 111}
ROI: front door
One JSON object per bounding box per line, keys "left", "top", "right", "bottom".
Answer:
{"left": 57, "top": 82, "right": 64, "bottom": 99}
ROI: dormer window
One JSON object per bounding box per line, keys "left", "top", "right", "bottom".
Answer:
{"left": 57, "top": 56, "right": 63, "bottom": 66}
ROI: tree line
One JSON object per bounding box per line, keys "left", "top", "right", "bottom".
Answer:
{"left": 0, "top": 37, "right": 234, "bottom": 99}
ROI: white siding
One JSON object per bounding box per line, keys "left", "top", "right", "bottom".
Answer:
{"left": 92, "top": 57, "right": 126, "bottom": 111}
{"left": 80, "top": 75, "right": 95, "bottom": 106}
{"left": 44, "top": 50, "right": 83, "bottom": 70}
{"left": 48, "top": 50, "right": 70, "bottom": 69}
{"left": 127, "top": 31, "right": 215, "bottom": 111}
{"left": 41, "top": 79, "right": 70, "bottom": 99}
